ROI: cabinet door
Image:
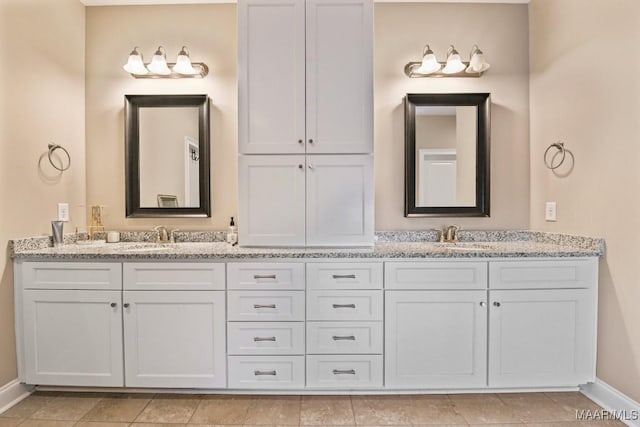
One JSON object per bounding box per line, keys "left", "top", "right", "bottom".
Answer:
{"left": 123, "top": 291, "right": 226, "bottom": 388}
{"left": 306, "top": 154, "right": 374, "bottom": 246}
{"left": 22, "top": 290, "right": 123, "bottom": 386}
{"left": 238, "top": 0, "right": 306, "bottom": 154}
{"left": 488, "top": 289, "right": 595, "bottom": 387}
{"left": 385, "top": 290, "right": 487, "bottom": 389}
{"left": 306, "top": 0, "right": 373, "bottom": 154}
{"left": 239, "top": 155, "right": 306, "bottom": 246}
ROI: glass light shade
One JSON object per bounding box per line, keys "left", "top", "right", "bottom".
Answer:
{"left": 172, "top": 47, "right": 197, "bottom": 75}
{"left": 442, "top": 50, "right": 465, "bottom": 74}
{"left": 467, "top": 51, "right": 491, "bottom": 73}
{"left": 147, "top": 47, "right": 171, "bottom": 75}
{"left": 416, "top": 52, "right": 441, "bottom": 74}
{"left": 123, "top": 48, "right": 148, "bottom": 75}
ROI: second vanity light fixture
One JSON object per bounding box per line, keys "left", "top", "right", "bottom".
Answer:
{"left": 123, "top": 46, "right": 209, "bottom": 78}
{"left": 404, "top": 44, "right": 490, "bottom": 78}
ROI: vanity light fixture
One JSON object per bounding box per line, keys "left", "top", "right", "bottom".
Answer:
{"left": 123, "top": 46, "right": 209, "bottom": 79}
{"left": 404, "top": 44, "right": 491, "bottom": 78}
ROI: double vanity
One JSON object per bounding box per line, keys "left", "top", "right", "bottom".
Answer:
{"left": 11, "top": 231, "right": 603, "bottom": 393}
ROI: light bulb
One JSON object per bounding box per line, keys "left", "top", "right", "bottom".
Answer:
{"left": 123, "top": 47, "right": 148, "bottom": 75}
{"left": 147, "top": 46, "right": 171, "bottom": 75}
{"left": 172, "top": 46, "right": 197, "bottom": 75}
{"left": 416, "top": 45, "right": 441, "bottom": 74}
{"left": 442, "top": 46, "right": 465, "bottom": 74}
{"left": 466, "top": 46, "right": 490, "bottom": 73}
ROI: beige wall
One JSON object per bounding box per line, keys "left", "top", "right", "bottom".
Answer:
{"left": 0, "top": 0, "right": 86, "bottom": 386}
{"left": 529, "top": 0, "right": 640, "bottom": 402}
{"left": 375, "top": 3, "right": 530, "bottom": 230}
{"left": 85, "top": 4, "right": 237, "bottom": 230}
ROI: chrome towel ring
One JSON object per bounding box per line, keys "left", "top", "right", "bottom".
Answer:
{"left": 544, "top": 141, "right": 573, "bottom": 170}
{"left": 47, "top": 143, "right": 71, "bottom": 172}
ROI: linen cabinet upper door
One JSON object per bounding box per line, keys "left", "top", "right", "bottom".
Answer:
{"left": 239, "top": 0, "right": 306, "bottom": 154}
{"left": 306, "top": 0, "right": 373, "bottom": 154}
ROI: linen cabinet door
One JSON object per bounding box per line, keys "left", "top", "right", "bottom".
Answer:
{"left": 238, "top": 0, "right": 306, "bottom": 154}
{"left": 239, "top": 155, "right": 306, "bottom": 246}
{"left": 306, "top": 155, "right": 374, "bottom": 246}
{"left": 123, "top": 291, "right": 226, "bottom": 388}
{"left": 306, "top": 0, "right": 373, "bottom": 154}
{"left": 488, "top": 289, "right": 595, "bottom": 388}
{"left": 385, "top": 290, "right": 488, "bottom": 389}
{"left": 22, "top": 290, "right": 123, "bottom": 387}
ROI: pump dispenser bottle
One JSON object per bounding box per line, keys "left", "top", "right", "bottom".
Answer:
{"left": 226, "top": 217, "right": 238, "bottom": 244}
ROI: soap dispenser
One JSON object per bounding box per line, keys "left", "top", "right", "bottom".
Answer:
{"left": 226, "top": 217, "right": 238, "bottom": 244}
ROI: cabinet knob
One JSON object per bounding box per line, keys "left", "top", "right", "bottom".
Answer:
{"left": 308, "top": 164, "right": 313, "bottom": 170}
{"left": 124, "top": 303, "right": 130, "bottom": 308}
{"left": 493, "top": 302, "right": 501, "bottom": 307}
{"left": 298, "top": 139, "right": 303, "bottom": 144}
{"left": 479, "top": 301, "right": 486, "bottom": 307}
{"left": 298, "top": 164, "right": 303, "bottom": 169}
{"left": 110, "top": 302, "right": 117, "bottom": 308}
{"left": 308, "top": 138, "right": 314, "bottom": 144}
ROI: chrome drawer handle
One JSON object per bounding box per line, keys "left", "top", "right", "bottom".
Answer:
{"left": 254, "top": 370, "right": 277, "bottom": 376}
{"left": 332, "top": 304, "right": 356, "bottom": 309}
{"left": 332, "top": 274, "right": 356, "bottom": 279}
{"left": 254, "top": 274, "right": 276, "bottom": 280}
{"left": 253, "top": 336, "right": 276, "bottom": 342}
{"left": 332, "top": 369, "right": 356, "bottom": 375}
{"left": 253, "top": 304, "right": 277, "bottom": 309}
{"left": 332, "top": 335, "right": 356, "bottom": 341}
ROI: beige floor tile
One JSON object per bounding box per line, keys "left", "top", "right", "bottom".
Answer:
{"left": 403, "top": 396, "right": 467, "bottom": 425}
{"left": 351, "top": 396, "right": 412, "bottom": 425}
{"left": 244, "top": 397, "right": 301, "bottom": 426}
{"left": 499, "top": 393, "right": 575, "bottom": 422}
{"left": 0, "top": 418, "right": 24, "bottom": 427}
{"left": 82, "top": 395, "right": 151, "bottom": 422}
{"left": 0, "top": 394, "right": 58, "bottom": 418}
{"left": 75, "top": 422, "right": 132, "bottom": 427}
{"left": 189, "top": 397, "right": 253, "bottom": 425}
{"left": 19, "top": 420, "right": 76, "bottom": 427}
{"left": 31, "top": 396, "right": 103, "bottom": 421}
{"left": 450, "top": 394, "right": 520, "bottom": 424}
{"left": 134, "top": 397, "right": 199, "bottom": 424}
{"left": 545, "top": 393, "right": 603, "bottom": 413}
{"left": 525, "top": 423, "right": 580, "bottom": 426}
{"left": 580, "top": 421, "right": 627, "bottom": 426}
{"left": 131, "top": 424, "right": 186, "bottom": 427}
{"left": 300, "top": 396, "right": 355, "bottom": 425}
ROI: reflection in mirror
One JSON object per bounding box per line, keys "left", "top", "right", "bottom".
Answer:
{"left": 405, "top": 93, "right": 490, "bottom": 217}
{"left": 125, "top": 95, "right": 210, "bottom": 218}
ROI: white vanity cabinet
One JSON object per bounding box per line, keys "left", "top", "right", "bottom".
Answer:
{"left": 19, "top": 262, "right": 124, "bottom": 387}
{"left": 122, "top": 263, "right": 226, "bottom": 388}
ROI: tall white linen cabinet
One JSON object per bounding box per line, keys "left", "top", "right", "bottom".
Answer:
{"left": 238, "top": 0, "right": 374, "bottom": 247}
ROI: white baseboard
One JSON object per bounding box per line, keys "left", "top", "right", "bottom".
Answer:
{"left": 581, "top": 379, "right": 640, "bottom": 427}
{"left": 0, "top": 379, "right": 33, "bottom": 415}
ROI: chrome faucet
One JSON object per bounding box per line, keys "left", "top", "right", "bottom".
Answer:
{"left": 153, "top": 226, "right": 169, "bottom": 244}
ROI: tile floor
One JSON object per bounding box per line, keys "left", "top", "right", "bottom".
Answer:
{"left": 0, "top": 391, "right": 625, "bottom": 427}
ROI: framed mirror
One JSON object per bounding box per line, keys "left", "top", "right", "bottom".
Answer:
{"left": 125, "top": 94, "right": 210, "bottom": 217}
{"left": 404, "top": 93, "right": 490, "bottom": 217}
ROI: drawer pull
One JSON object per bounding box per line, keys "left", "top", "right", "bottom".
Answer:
{"left": 332, "top": 369, "right": 356, "bottom": 375}
{"left": 254, "top": 370, "right": 277, "bottom": 376}
{"left": 253, "top": 336, "right": 277, "bottom": 342}
{"left": 332, "top": 303, "right": 356, "bottom": 309}
{"left": 332, "top": 335, "right": 356, "bottom": 341}
{"left": 253, "top": 304, "right": 277, "bottom": 309}
{"left": 254, "top": 274, "right": 277, "bottom": 280}
{"left": 332, "top": 274, "right": 356, "bottom": 279}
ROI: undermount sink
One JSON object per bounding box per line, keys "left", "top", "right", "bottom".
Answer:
{"left": 436, "top": 242, "right": 496, "bottom": 251}
{"left": 120, "top": 243, "right": 174, "bottom": 253}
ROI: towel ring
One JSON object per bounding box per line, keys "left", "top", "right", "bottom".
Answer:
{"left": 47, "top": 143, "right": 71, "bottom": 172}
{"left": 544, "top": 141, "right": 572, "bottom": 170}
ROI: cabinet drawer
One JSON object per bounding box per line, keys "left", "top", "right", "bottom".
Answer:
{"left": 123, "top": 263, "right": 225, "bottom": 291}
{"left": 489, "top": 259, "right": 597, "bottom": 289}
{"left": 307, "top": 262, "right": 382, "bottom": 290}
{"left": 307, "top": 291, "right": 382, "bottom": 321}
{"left": 227, "top": 263, "right": 304, "bottom": 290}
{"left": 22, "top": 262, "right": 122, "bottom": 290}
{"left": 228, "top": 322, "right": 305, "bottom": 355}
{"left": 307, "top": 322, "right": 382, "bottom": 354}
{"left": 228, "top": 356, "right": 305, "bottom": 389}
{"left": 385, "top": 261, "right": 487, "bottom": 290}
{"left": 306, "top": 355, "right": 382, "bottom": 389}
{"left": 227, "top": 291, "right": 305, "bottom": 321}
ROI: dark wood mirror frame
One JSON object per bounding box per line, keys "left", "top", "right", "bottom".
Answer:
{"left": 125, "top": 94, "right": 211, "bottom": 218}
{"left": 404, "top": 93, "right": 490, "bottom": 217}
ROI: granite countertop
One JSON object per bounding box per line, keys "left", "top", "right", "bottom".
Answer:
{"left": 10, "top": 231, "right": 604, "bottom": 261}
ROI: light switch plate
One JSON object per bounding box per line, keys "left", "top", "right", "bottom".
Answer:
{"left": 57, "top": 203, "right": 70, "bottom": 222}
{"left": 545, "top": 202, "right": 557, "bottom": 222}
